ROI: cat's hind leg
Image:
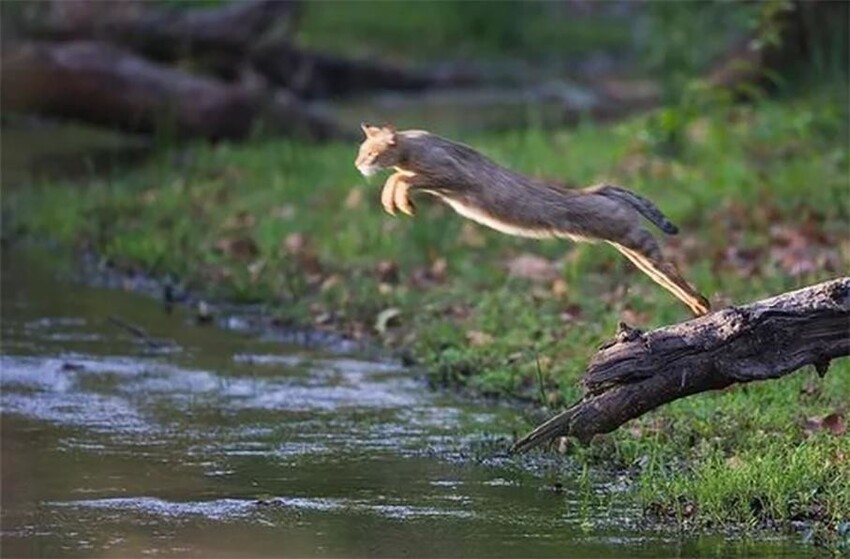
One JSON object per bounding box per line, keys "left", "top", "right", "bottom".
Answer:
{"left": 609, "top": 229, "right": 710, "bottom": 316}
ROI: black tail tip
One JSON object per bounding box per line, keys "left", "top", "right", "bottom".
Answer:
{"left": 664, "top": 223, "right": 679, "bottom": 235}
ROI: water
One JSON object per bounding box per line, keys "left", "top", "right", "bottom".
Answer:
{"left": 0, "top": 250, "right": 808, "bottom": 558}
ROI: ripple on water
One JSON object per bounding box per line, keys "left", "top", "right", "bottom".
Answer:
{"left": 49, "top": 496, "right": 475, "bottom": 522}
{"left": 49, "top": 497, "right": 259, "bottom": 521}
{"left": 0, "top": 356, "right": 151, "bottom": 433}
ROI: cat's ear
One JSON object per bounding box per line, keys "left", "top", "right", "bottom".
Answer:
{"left": 382, "top": 123, "right": 397, "bottom": 144}
{"left": 361, "top": 122, "right": 381, "bottom": 137}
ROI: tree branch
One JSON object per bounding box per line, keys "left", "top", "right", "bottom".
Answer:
{"left": 511, "top": 277, "right": 850, "bottom": 454}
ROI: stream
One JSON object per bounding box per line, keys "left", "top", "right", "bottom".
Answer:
{"left": 0, "top": 249, "right": 809, "bottom": 558}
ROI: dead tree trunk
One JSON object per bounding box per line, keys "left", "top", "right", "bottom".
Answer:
{"left": 1, "top": 41, "right": 346, "bottom": 142}
{"left": 511, "top": 277, "right": 850, "bottom": 453}
{"left": 22, "top": 0, "right": 299, "bottom": 61}
{"left": 251, "top": 40, "right": 474, "bottom": 99}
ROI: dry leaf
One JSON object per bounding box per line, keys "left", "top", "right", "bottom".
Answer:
{"left": 314, "top": 312, "right": 333, "bottom": 325}
{"left": 800, "top": 379, "right": 821, "bottom": 398}
{"left": 559, "top": 304, "right": 582, "bottom": 322}
{"left": 803, "top": 412, "right": 847, "bottom": 437}
{"left": 214, "top": 236, "right": 260, "bottom": 261}
{"left": 506, "top": 253, "right": 558, "bottom": 282}
{"left": 459, "top": 223, "right": 486, "bottom": 248}
{"left": 551, "top": 278, "right": 569, "bottom": 298}
{"left": 621, "top": 308, "right": 648, "bottom": 325}
{"left": 320, "top": 274, "right": 340, "bottom": 292}
{"left": 725, "top": 455, "right": 745, "bottom": 469}
{"left": 345, "top": 188, "right": 364, "bottom": 209}
{"left": 376, "top": 260, "right": 399, "bottom": 284}
{"left": 271, "top": 205, "right": 296, "bottom": 220}
{"left": 282, "top": 232, "right": 306, "bottom": 255}
{"left": 430, "top": 258, "right": 447, "bottom": 281}
{"left": 822, "top": 413, "right": 846, "bottom": 436}
{"left": 223, "top": 211, "right": 256, "bottom": 230}
{"left": 374, "top": 307, "right": 401, "bottom": 334}
{"left": 557, "top": 436, "right": 570, "bottom": 454}
{"left": 466, "top": 330, "right": 493, "bottom": 346}
{"left": 248, "top": 259, "right": 266, "bottom": 283}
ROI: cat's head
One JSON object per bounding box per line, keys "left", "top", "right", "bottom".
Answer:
{"left": 355, "top": 123, "right": 401, "bottom": 176}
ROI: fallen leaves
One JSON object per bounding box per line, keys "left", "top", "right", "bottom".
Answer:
{"left": 222, "top": 210, "right": 256, "bottom": 230}
{"left": 281, "top": 232, "right": 322, "bottom": 277}
{"left": 458, "top": 223, "right": 486, "bottom": 248}
{"left": 768, "top": 223, "right": 835, "bottom": 278}
{"left": 270, "top": 205, "right": 296, "bottom": 220}
{"left": 281, "top": 232, "right": 306, "bottom": 254}
{"left": 466, "top": 330, "right": 494, "bottom": 347}
{"left": 710, "top": 204, "right": 846, "bottom": 280}
{"left": 214, "top": 236, "right": 259, "bottom": 261}
{"left": 344, "top": 188, "right": 364, "bottom": 210}
{"left": 620, "top": 307, "right": 649, "bottom": 325}
{"left": 559, "top": 303, "right": 583, "bottom": 323}
{"left": 822, "top": 413, "right": 846, "bottom": 436}
{"left": 803, "top": 411, "right": 846, "bottom": 437}
{"left": 376, "top": 260, "right": 399, "bottom": 284}
{"left": 409, "top": 257, "right": 448, "bottom": 288}
{"left": 551, "top": 278, "right": 569, "bottom": 298}
{"left": 213, "top": 210, "right": 261, "bottom": 263}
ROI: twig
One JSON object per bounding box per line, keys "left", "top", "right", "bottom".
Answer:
{"left": 107, "top": 315, "right": 165, "bottom": 349}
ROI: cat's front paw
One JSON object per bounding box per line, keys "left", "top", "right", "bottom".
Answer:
{"left": 380, "top": 177, "right": 398, "bottom": 216}
{"left": 381, "top": 173, "right": 415, "bottom": 217}
{"left": 394, "top": 179, "right": 415, "bottom": 216}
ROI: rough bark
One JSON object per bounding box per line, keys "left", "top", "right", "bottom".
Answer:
{"left": 1, "top": 41, "right": 347, "bottom": 142}
{"left": 511, "top": 277, "right": 850, "bottom": 454}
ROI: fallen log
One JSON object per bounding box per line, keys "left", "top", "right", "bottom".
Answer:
{"left": 22, "top": 0, "right": 467, "bottom": 97}
{"left": 23, "top": 0, "right": 299, "bottom": 62}
{"left": 251, "top": 39, "right": 477, "bottom": 99}
{"left": 1, "top": 41, "right": 346, "bottom": 142}
{"left": 511, "top": 277, "right": 850, "bottom": 453}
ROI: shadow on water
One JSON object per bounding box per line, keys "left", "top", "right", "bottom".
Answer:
{"left": 0, "top": 249, "right": 809, "bottom": 557}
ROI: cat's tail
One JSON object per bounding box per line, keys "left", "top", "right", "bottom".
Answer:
{"left": 593, "top": 184, "right": 679, "bottom": 235}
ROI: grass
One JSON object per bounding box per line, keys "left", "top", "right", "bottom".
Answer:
{"left": 4, "top": 88, "right": 849, "bottom": 543}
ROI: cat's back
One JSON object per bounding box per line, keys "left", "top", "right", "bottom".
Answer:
{"left": 399, "top": 129, "right": 501, "bottom": 178}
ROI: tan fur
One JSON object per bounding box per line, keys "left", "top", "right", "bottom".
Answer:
{"left": 355, "top": 123, "right": 711, "bottom": 316}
